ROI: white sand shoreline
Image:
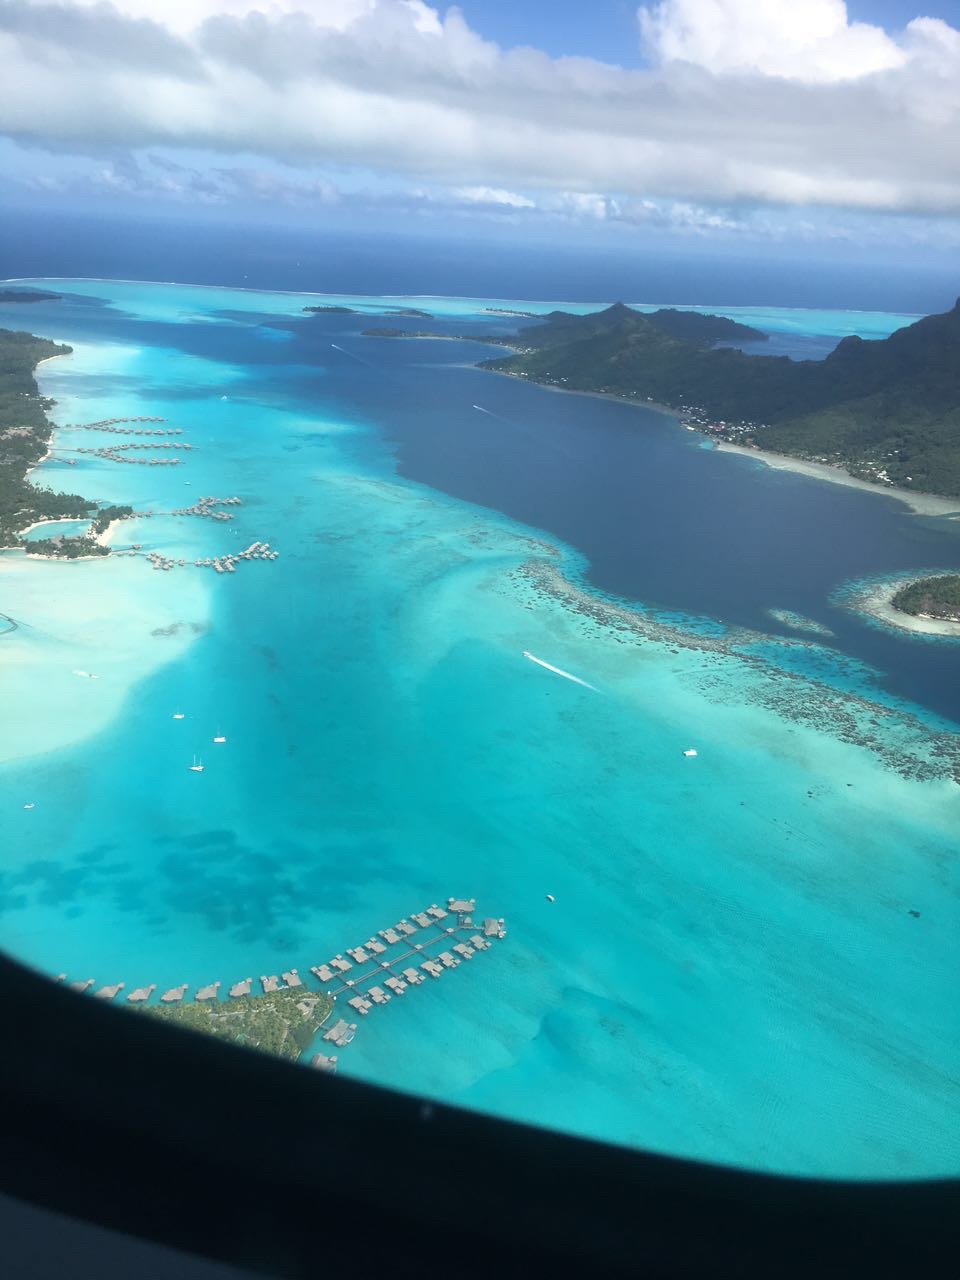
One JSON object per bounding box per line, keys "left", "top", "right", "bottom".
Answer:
{"left": 848, "top": 576, "right": 960, "bottom": 638}
{"left": 714, "top": 442, "right": 960, "bottom": 518}
{"left": 95, "top": 517, "right": 123, "bottom": 547}
{"left": 480, "top": 358, "right": 960, "bottom": 519}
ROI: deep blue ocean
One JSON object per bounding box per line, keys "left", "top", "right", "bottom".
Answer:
{"left": 1, "top": 205, "right": 957, "bottom": 314}
{"left": 1, "top": 232, "right": 959, "bottom": 1180}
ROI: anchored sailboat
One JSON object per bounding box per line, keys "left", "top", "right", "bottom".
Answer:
{"left": 188, "top": 755, "right": 204, "bottom": 772}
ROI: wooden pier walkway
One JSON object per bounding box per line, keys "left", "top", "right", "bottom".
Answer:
{"left": 54, "top": 895, "right": 507, "bottom": 1055}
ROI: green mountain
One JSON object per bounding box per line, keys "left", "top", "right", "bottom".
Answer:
{"left": 505, "top": 302, "right": 764, "bottom": 351}
{"left": 482, "top": 301, "right": 960, "bottom": 498}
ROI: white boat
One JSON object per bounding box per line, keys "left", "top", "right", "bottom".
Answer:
{"left": 683, "top": 748, "right": 698, "bottom": 758}
{"left": 23, "top": 802, "right": 35, "bottom": 810}
{"left": 188, "top": 755, "right": 204, "bottom": 773}
{"left": 545, "top": 894, "right": 555, "bottom": 903}
{"left": 213, "top": 733, "right": 226, "bottom": 744}
{"left": 173, "top": 712, "right": 185, "bottom": 720}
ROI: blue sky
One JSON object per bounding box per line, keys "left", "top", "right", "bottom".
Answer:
{"left": 456, "top": 1, "right": 959, "bottom": 64}
{"left": 1, "top": 0, "right": 959, "bottom": 264}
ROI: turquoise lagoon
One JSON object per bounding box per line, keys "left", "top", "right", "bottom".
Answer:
{"left": 1, "top": 279, "right": 958, "bottom": 1180}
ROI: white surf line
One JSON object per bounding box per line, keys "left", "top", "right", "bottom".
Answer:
{"left": 522, "top": 651, "right": 597, "bottom": 692}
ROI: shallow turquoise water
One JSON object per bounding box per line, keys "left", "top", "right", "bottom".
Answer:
{"left": 20, "top": 518, "right": 92, "bottom": 542}
{"left": 1, "top": 280, "right": 958, "bottom": 1179}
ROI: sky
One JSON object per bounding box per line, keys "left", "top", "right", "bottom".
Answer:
{"left": 1, "top": 0, "right": 960, "bottom": 261}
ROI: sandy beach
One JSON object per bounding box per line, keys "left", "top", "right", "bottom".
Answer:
{"left": 844, "top": 575, "right": 960, "bottom": 638}
{"left": 715, "top": 441, "right": 960, "bottom": 518}
{"left": 480, "top": 362, "right": 960, "bottom": 520}
{"left": 16, "top": 516, "right": 64, "bottom": 539}
{"left": 95, "top": 518, "right": 123, "bottom": 547}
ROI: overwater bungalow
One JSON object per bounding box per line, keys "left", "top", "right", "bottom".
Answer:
{"left": 68, "top": 978, "right": 95, "bottom": 993}
{"left": 396, "top": 921, "right": 416, "bottom": 937}
{"left": 470, "top": 935, "right": 490, "bottom": 951}
{"left": 438, "top": 952, "right": 459, "bottom": 970}
{"left": 94, "top": 982, "right": 124, "bottom": 1000}
{"left": 323, "top": 1018, "right": 352, "bottom": 1045}
{"left": 229, "top": 978, "right": 252, "bottom": 998}
{"left": 311, "top": 964, "right": 335, "bottom": 984}
{"left": 330, "top": 956, "right": 352, "bottom": 973}
{"left": 384, "top": 976, "right": 407, "bottom": 996}
{"left": 160, "top": 984, "right": 189, "bottom": 1004}
{"left": 347, "top": 946, "right": 369, "bottom": 964}
{"left": 261, "top": 975, "right": 281, "bottom": 993}
{"left": 281, "top": 969, "right": 302, "bottom": 988}
{"left": 448, "top": 897, "right": 476, "bottom": 915}
{"left": 127, "top": 984, "right": 157, "bottom": 1003}
{"left": 452, "top": 943, "right": 475, "bottom": 961}
{"left": 311, "top": 1054, "right": 337, "bottom": 1073}
{"left": 482, "top": 918, "right": 506, "bottom": 938}
{"left": 426, "top": 904, "right": 448, "bottom": 920}
{"left": 367, "top": 987, "right": 390, "bottom": 1005}
{"left": 196, "top": 981, "right": 221, "bottom": 1001}
{"left": 421, "top": 960, "right": 443, "bottom": 979}
{"left": 412, "top": 912, "right": 432, "bottom": 928}
{"left": 379, "top": 927, "right": 401, "bottom": 946}
{"left": 401, "top": 967, "right": 424, "bottom": 985}
{"left": 365, "top": 939, "right": 387, "bottom": 955}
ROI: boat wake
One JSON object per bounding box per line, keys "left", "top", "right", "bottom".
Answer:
{"left": 521, "top": 651, "right": 597, "bottom": 691}
{"left": 330, "top": 342, "right": 371, "bottom": 366}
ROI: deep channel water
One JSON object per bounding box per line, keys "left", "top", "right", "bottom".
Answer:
{"left": 1, "top": 279, "right": 958, "bottom": 1180}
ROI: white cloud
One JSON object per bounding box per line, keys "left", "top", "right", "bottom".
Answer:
{"left": 637, "top": 0, "right": 906, "bottom": 82}
{"left": 1, "top": 0, "right": 959, "bottom": 219}
{"left": 453, "top": 186, "right": 535, "bottom": 208}
{"left": 58, "top": 0, "right": 441, "bottom": 37}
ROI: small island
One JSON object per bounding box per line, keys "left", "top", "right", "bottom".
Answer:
{"left": 361, "top": 327, "right": 452, "bottom": 339}
{"left": 836, "top": 572, "right": 960, "bottom": 639}
{"left": 384, "top": 306, "right": 433, "bottom": 318}
{"left": 890, "top": 574, "right": 960, "bottom": 623}
{"left": 303, "top": 304, "right": 433, "bottom": 318}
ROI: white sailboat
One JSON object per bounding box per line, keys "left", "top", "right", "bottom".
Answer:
{"left": 188, "top": 755, "right": 205, "bottom": 772}
{"left": 173, "top": 711, "right": 185, "bottom": 720}
{"left": 212, "top": 730, "right": 226, "bottom": 744}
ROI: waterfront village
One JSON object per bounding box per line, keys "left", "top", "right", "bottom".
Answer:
{"left": 15, "top": 414, "right": 282, "bottom": 573}
{"left": 56, "top": 899, "right": 508, "bottom": 1073}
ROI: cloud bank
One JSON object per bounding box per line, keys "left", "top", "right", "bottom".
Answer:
{"left": 0, "top": 0, "right": 959, "bottom": 217}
